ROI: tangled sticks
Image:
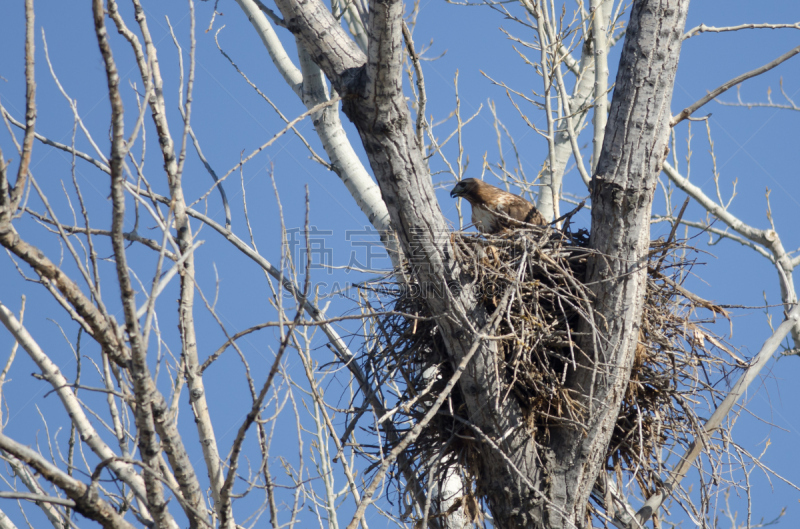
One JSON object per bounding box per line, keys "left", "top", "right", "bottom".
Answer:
{"left": 359, "top": 225, "right": 735, "bottom": 520}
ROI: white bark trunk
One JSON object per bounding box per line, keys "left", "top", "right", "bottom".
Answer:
{"left": 590, "top": 0, "right": 612, "bottom": 172}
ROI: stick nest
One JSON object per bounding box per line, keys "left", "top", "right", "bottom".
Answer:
{"left": 358, "top": 226, "right": 737, "bottom": 520}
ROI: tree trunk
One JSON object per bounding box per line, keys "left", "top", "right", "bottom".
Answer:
{"left": 274, "top": 0, "right": 545, "bottom": 524}
{"left": 274, "top": 0, "right": 689, "bottom": 526}
{"left": 546, "top": 0, "right": 690, "bottom": 526}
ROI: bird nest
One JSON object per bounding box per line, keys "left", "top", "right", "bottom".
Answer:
{"left": 356, "top": 225, "right": 738, "bottom": 521}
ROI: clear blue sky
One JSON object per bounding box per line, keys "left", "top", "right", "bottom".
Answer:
{"left": 0, "top": 0, "right": 798, "bottom": 527}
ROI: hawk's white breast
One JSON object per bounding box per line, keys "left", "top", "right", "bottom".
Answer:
{"left": 472, "top": 205, "right": 498, "bottom": 233}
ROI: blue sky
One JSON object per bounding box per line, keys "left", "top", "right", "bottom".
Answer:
{"left": 0, "top": 0, "right": 799, "bottom": 527}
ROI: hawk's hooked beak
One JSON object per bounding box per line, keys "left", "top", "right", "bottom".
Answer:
{"left": 449, "top": 187, "right": 460, "bottom": 199}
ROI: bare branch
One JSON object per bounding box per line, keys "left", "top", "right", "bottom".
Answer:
{"left": 671, "top": 44, "right": 800, "bottom": 126}
{"left": 403, "top": 21, "right": 428, "bottom": 151}
{"left": 218, "top": 246, "right": 306, "bottom": 528}
{"left": 94, "top": 1, "right": 180, "bottom": 527}
{"left": 23, "top": 211, "right": 179, "bottom": 260}
{"left": 9, "top": 0, "right": 36, "bottom": 211}
{"left": 589, "top": 0, "right": 611, "bottom": 172}
{"left": 346, "top": 291, "right": 511, "bottom": 529}
{"left": 0, "top": 108, "right": 111, "bottom": 173}
{"left": 632, "top": 302, "right": 800, "bottom": 526}
{"left": 662, "top": 161, "right": 800, "bottom": 345}
{"left": 192, "top": 96, "right": 341, "bottom": 209}
{"left": 0, "top": 492, "right": 75, "bottom": 509}
{"left": 0, "top": 434, "right": 136, "bottom": 529}
{"left": 234, "top": 0, "right": 303, "bottom": 93}
{"left": 553, "top": 52, "right": 592, "bottom": 187}
{"left": 717, "top": 80, "right": 800, "bottom": 112}
{"left": 684, "top": 22, "right": 800, "bottom": 40}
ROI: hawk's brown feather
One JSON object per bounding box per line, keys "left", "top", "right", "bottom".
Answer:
{"left": 450, "top": 178, "right": 546, "bottom": 234}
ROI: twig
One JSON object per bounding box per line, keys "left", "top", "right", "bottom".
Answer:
{"left": 671, "top": 44, "right": 800, "bottom": 126}
{"left": 632, "top": 302, "right": 800, "bottom": 526}
{"left": 190, "top": 95, "right": 341, "bottom": 209}
{"left": 10, "top": 0, "right": 37, "bottom": 211}
{"left": 344, "top": 288, "right": 513, "bottom": 529}
{"left": 684, "top": 22, "right": 800, "bottom": 40}
{"left": 0, "top": 492, "right": 75, "bottom": 508}
{"left": 0, "top": 434, "right": 136, "bottom": 529}
{"left": 402, "top": 21, "right": 427, "bottom": 151}
{"left": 0, "top": 298, "right": 151, "bottom": 514}
{"left": 95, "top": 0, "right": 178, "bottom": 526}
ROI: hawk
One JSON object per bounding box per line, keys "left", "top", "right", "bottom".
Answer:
{"left": 449, "top": 178, "right": 546, "bottom": 234}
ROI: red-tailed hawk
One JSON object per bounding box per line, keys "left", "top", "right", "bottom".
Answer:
{"left": 450, "top": 178, "right": 546, "bottom": 234}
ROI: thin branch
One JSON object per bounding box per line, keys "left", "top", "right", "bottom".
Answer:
{"left": 344, "top": 288, "right": 512, "bottom": 529}
{"left": 0, "top": 434, "right": 136, "bottom": 529}
{"left": 684, "top": 22, "right": 800, "bottom": 40}
{"left": 402, "top": 21, "right": 427, "bottom": 151}
{"left": 631, "top": 302, "right": 800, "bottom": 527}
{"left": 553, "top": 52, "right": 591, "bottom": 187}
{"left": 190, "top": 95, "right": 341, "bottom": 209}
{"left": 94, "top": 1, "right": 177, "bottom": 527}
{"left": 0, "top": 492, "right": 75, "bottom": 508}
{"left": 590, "top": 0, "right": 610, "bottom": 171}
{"left": 9, "top": 0, "right": 36, "bottom": 211}
{"left": 23, "top": 211, "right": 179, "bottom": 260}
{"left": 0, "top": 108, "right": 111, "bottom": 173}
{"left": 662, "top": 161, "right": 800, "bottom": 345}
{"left": 671, "top": 44, "right": 800, "bottom": 126}
{"left": 717, "top": 80, "right": 800, "bottom": 112}
{"left": 218, "top": 189, "right": 312, "bottom": 529}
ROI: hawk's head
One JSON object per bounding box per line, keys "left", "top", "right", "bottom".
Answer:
{"left": 449, "top": 178, "right": 480, "bottom": 199}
